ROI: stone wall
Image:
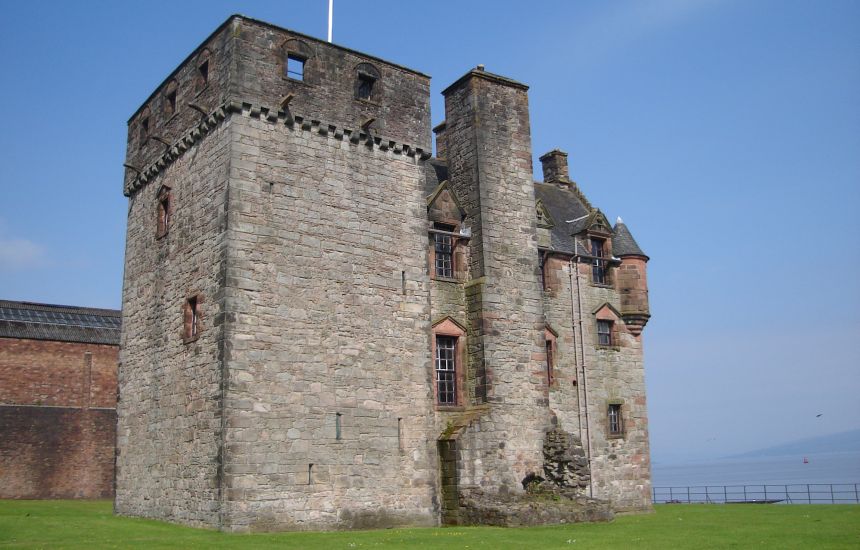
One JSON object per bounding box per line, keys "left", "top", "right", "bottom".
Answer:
{"left": 441, "top": 69, "right": 549, "bottom": 494}
{"left": 217, "top": 109, "right": 438, "bottom": 531}
{"left": 116, "top": 114, "right": 232, "bottom": 527}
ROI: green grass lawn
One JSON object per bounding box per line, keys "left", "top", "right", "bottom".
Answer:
{"left": 0, "top": 501, "right": 857, "bottom": 549}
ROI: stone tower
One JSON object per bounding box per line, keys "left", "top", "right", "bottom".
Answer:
{"left": 117, "top": 15, "right": 652, "bottom": 531}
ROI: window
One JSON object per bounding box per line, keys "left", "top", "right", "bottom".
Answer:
{"left": 140, "top": 116, "right": 150, "bottom": 141}
{"left": 156, "top": 186, "right": 171, "bottom": 238}
{"left": 166, "top": 88, "right": 177, "bottom": 116}
{"left": 545, "top": 338, "right": 554, "bottom": 386}
{"left": 597, "top": 320, "right": 613, "bottom": 346}
{"left": 590, "top": 237, "right": 606, "bottom": 284}
{"left": 198, "top": 59, "right": 209, "bottom": 87}
{"left": 286, "top": 54, "right": 305, "bottom": 81}
{"left": 183, "top": 295, "right": 201, "bottom": 342}
{"left": 539, "top": 251, "right": 547, "bottom": 290}
{"left": 434, "top": 223, "right": 455, "bottom": 278}
{"left": 357, "top": 73, "right": 375, "bottom": 101}
{"left": 435, "top": 336, "right": 457, "bottom": 405}
{"left": 608, "top": 404, "right": 624, "bottom": 437}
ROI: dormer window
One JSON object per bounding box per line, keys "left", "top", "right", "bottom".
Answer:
{"left": 590, "top": 237, "right": 606, "bottom": 285}
{"left": 357, "top": 73, "right": 375, "bottom": 101}
{"left": 286, "top": 54, "right": 305, "bottom": 81}
{"left": 597, "top": 320, "right": 613, "bottom": 346}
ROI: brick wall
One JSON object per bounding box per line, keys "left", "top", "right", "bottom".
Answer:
{"left": 0, "top": 406, "right": 115, "bottom": 499}
{"left": 0, "top": 338, "right": 117, "bottom": 408}
{"left": 0, "top": 337, "right": 117, "bottom": 499}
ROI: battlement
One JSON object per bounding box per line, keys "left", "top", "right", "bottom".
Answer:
{"left": 124, "top": 15, "right": 432, "bottom": 193}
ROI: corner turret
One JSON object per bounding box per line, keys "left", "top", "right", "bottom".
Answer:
{"left": 613, "top": 217, "right": 650, "bottom": 336}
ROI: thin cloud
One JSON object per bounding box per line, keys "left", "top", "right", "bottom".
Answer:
{"left": 0, "top": 237, "right": 48, "bottom": 271}
{"left": 568, "top": 0, "right": 729, "bottom": 66}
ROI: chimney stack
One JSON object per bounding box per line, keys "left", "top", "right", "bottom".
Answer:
{"left": 539, "top": 149, "right": 570, "bottom": 183}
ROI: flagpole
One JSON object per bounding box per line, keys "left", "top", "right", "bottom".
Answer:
{"left": 328, "top": 0, "right": 333, "bottom": 42}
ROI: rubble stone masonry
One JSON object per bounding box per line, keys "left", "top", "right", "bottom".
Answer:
{"left": 117, "top": 14, "right": 652, "bottom": 531}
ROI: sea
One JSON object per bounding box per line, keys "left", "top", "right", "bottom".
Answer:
{"left": 652, "top": 451, "right": 860, "bottom": 488}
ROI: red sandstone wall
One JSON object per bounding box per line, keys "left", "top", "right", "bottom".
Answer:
{"left": 0, "top": 407, "right": 116, "bottom": 499}
{"left": 0, "top": 338, "right": 117, "bottom": 408}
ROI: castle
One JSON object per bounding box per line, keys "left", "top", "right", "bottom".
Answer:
{"left": 117, "top": 15, "right": 652, "bottom": 531}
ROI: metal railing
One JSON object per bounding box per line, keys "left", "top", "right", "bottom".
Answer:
{"left": 652, "top": 484, "right": 860, "bottom": 504}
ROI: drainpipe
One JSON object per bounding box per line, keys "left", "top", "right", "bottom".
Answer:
{"left": 572, "top": 239, "right": 594, "bottom": 498}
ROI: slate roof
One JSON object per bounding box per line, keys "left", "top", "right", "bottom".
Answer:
{"left": 0, "top": 300, "right": 121, "bottom": 345}
{"left": 613, "top": 220, "right": 648, "bottom": 259}
{"left": 533, "top": 182, "right": 590, "bottom": 255}
{"left": 426, "top": 160, "right": 646, "bottom": 259}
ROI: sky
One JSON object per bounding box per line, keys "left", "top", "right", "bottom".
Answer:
{"left": 0, "top": 0, "right": 858, "bottom": 464}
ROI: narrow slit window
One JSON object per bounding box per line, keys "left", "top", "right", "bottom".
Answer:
{"left": 183, "top": 295, "right": 200, "bottom": 342}
{"left": 435, "top": 336, "right": 457, "bottom": 405}
{"left": 335, "top": 412, "right": 342, "bottom": 440}
{"left": 597, "top": 320, "right": 612, "bottom": 346}
{"left": 608, "top": 404, "right": 624, "bottom": 436}
{"left": 156, "top": 187, "right": 171, "bottom": 238}
{"left": 545, "top": 339, "right": 554, "bottom": 385}
{"left": 286, "top": 55, "right": 305, "bottom": 81}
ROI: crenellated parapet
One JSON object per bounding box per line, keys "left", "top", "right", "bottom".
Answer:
{"left": 123, "top": 99, "right": 432, "bottom": 197}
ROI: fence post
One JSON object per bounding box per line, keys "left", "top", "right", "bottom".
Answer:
{"left": 855, "top": 483, "right": 859, "bottom": 504}
{"left": 785, "top": 484, "right": 790, "bottom": 504}
{"left": 670, "top": 487, "right": 674, "bottom": 503}
{"left": 807, "top": 484, "right": 811, "bottom": 504}
{"left": 687, "top": 486, "right": 691, "bottom": 504}
{"left": 723, "top": 485, "right": 727, "bottom": 503}
{"left": 743, "top": 485, "right": 747, "bottom": 502}
{"left": 831, "top": 484, "right": 835, "bottom": 504}
{"left": 764, "top": 485, "right": 768, "bottom": 501}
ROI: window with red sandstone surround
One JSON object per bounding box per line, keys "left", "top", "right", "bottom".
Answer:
{"left": 608, "top": 403, "right": 624, "bottom": 437}
{"left": 183, "top": 295, "right": 201, "bottom": 343}
{"left": 597, "top": 320, "right": 613, "bottom": 347}
{"left": 433, "top": 223, "right": 455, "bottom": 278}
{"left": 156, "top": 186, "right": 171, "bottom": 238}
{"left": 590, "top": 237, "right": 607, "bottom": 285}
{"left": 435, "top": 335, "right": 457, "bottom": 405}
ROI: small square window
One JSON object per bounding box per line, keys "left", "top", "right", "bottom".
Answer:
{"left": 357, "top": 73, "right": 375, "bottom": 101}
{"left": 597, "top": 320, "right": 612, "bottom": 346}
{"left": 608, "top": 404, "right": 624, "bottom": 437}
{"left": 286, "top": 55, "right": 305, "bottom": 81}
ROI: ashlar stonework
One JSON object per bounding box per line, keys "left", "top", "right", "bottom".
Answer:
{"left": 117, "top": 15, "right": 653, "bottom": 531}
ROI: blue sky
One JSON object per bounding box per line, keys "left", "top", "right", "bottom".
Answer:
{"left": 0, "top": 0, "right": 857, "bottom": 463}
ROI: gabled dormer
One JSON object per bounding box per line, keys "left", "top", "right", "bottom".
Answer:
{"left": 535, "top": 199, "right": 555, "bottom": 229}
{"left": 427, "top": 180, "right": 465, "bottom": 226}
